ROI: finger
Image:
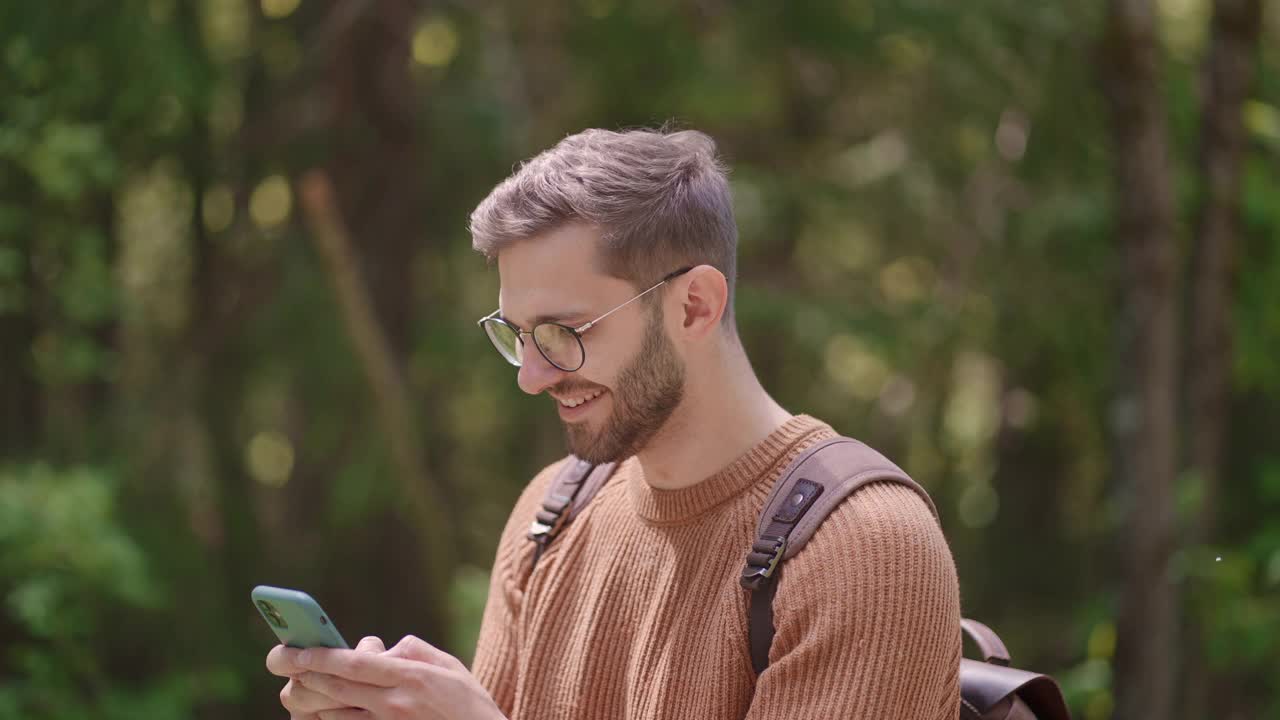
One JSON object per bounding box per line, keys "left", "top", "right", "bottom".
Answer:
{"left": 295, "top": 672, "right": 383, "bottom": 710}
{"left": 384, "top": 635, "right": 460, "bottom": 669}
{"left": 354, "top": 636, "right": 385, "bottom": 653}
{"left": 281, "top": 677, "right": 350, "bottom": 714}
{"left": 268, "top": 644, "right": 306, "bottom": 677}
{"left": 294, "top": 648, "right": 415, "bottom": 687}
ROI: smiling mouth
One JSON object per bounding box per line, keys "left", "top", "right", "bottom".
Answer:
{"left": 555, "top": 388, "right": 606, "bottom": 408}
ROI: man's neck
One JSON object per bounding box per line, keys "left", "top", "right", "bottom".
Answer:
{"left": 634, "top": 340, "right": 793, "bottom": 491}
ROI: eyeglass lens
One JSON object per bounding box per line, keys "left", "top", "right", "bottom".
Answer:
{"left": 482, "top": 319, "right": 584, "bottom": 371}
{"left": 532, "top": 324, "right": 583, "bottom": 371}
{"left": 483, "top": 321, "right": 522, "bottom": 366}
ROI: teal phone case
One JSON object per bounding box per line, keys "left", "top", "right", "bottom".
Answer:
{"left": 251, "top": 585, "right": 350, "bottom": 649}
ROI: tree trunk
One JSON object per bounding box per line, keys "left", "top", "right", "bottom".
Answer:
{"left": 1099, "top": 0, "right": 1181, "bottom": 718}
{"left": 307, "top": 0, "right": 456, "bottom": 647}
{"left": 300, "top": 168, "right": 455, "bottom": 639}
{"left": 1182, "top": 0, "right": 1262, "bottom": 717}
{"left": 0, "top": 229, "right": 39, "bottom": 459}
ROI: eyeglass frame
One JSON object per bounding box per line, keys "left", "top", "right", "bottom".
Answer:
{"left": 476, "top": 266, "right": 695, "bottom": 372}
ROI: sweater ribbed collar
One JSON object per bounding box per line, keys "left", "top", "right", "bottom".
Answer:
{"left": 624, "top": 414, "right": 831, "bottom": 524}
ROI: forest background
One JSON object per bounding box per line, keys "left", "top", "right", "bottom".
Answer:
{"left": 2, "top": 0, "right": 1279, "bottom": 718}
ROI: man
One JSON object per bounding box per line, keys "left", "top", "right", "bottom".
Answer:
{"left": 267, "top": 127, "right": 961, "bottom": 719}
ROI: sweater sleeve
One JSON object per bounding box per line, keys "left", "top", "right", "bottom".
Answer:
{"left": 471, "top": 457, "right": 570, "bottom": 716}
{"left": 744, "top": 482, "right": 963, "bottom": 720}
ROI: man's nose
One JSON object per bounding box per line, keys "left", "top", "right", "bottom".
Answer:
{"left": 517, "top": 343, "right": 566, "bottom": 395}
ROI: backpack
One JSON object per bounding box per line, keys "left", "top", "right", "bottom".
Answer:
{"left": 526, "top": 436, "right": 1072, "bottom": 720}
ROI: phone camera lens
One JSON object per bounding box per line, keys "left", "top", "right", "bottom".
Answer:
{"left": 257, "top": 600, "right": 289, "bottom": 629}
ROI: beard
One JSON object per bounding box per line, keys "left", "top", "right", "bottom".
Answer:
{"left": 560, "top": 309, "right": 685, "bottom": 464}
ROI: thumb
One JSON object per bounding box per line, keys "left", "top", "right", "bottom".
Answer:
{"left": 386, "top": 635, "right": 459, "bottom": 669}
{"left": 354, "top": 636, "right": 386, "bottom": 653}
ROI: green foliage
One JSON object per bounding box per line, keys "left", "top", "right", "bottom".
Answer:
{"left": 0, "top": 0, "right": 1277, "bottom": 717}
{"left": 0, "top": 464, "right": 236, "bottom": 719}
{"left": 449, "top": 566, "right": 494, "bottom": 668}
{"left": 1193, "top": 464, "right": 1280, "bottom": 669}
{"left": 1236, "top": 159, "right": 1280, "bottom": 395}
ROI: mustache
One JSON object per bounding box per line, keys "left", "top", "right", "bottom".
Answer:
{"left": 549, "top": 381, "right": 608, "bottom": 396}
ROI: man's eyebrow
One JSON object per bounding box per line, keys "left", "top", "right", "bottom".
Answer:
{"left": 501, "top": 309, "right": 591, "bottom": 329}
{"left": 533, "top": 310, "right": 591, "bottom": 326}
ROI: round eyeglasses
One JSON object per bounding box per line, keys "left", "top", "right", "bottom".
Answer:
{"left": 477, "top": 267, "right": 693, "bottom": 372}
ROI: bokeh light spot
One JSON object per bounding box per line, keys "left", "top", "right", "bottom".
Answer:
{"left": 879, "top": 256, "right": 934, "bottom": 307}
{"left": 824, "top": 334, "right": 890, "bottom": 401}
{"left": 249, "top": 175, "right": 292, "bottom": 228}
{"left": 879, "top": 375, "right": 917, "bottom": 417}
{"left": 1087, "top": 622, "right": 1116, "bottom": 660}
{"left": 1244, "top": 100, "right": 1280, "bottom": 143}
{"left": 202, "top": 184, "right": 235, "bottom": 233}
{"left": 945, "top": 351, "right": 1002, "bottom": 448}
{"left": 261, "top": 0, "right": 300, "bottom": 19}
{"left": 412, "top": 18, "right": 459, "bottom": 67}
{"left": 247, "top": 431, "right": 294, "bottom": 487}
{"left": 995, "top": 108, "right": 1030, "bottom": 162}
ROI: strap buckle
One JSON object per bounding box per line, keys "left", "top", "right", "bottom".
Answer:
{"left": 528, "top": 491, "right": 575, "bottom": 546}
{"left": 739, "top": 535, "right": 787, "bottom": 591}
{"left": 528, "top": 514, "right": 565, "bottom": 545}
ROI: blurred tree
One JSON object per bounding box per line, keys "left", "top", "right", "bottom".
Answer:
{"left": 1, "top": 0, "right": 1278, "bottom": 717}
{"left": 1099, "top": 0, "right": 1181, "bottom": 717}
{"left": 1181, "top": 0, "right": 1264, "bottom": 716}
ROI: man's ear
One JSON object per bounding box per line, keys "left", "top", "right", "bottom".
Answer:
{"left": 672, "top": 265, "right": 728, "bottom": 338}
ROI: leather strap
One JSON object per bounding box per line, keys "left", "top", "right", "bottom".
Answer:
{"left": 747, "top": 564, "right": 780, "bottom": 674}
{"left": 528, "top": 458, "right": 617, "bottom": 569}
{"left": 962, "top": 618, "right": 1012, "bottom": 666}
{"left": 754, "top": 437, "right": 938, "bottom": 562}
{"left": 743, "top": 436, "right": 939, "bottom": 672}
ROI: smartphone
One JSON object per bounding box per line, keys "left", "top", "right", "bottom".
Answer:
{"left": 251, "top": 585, "right": 350, "bottom": 649}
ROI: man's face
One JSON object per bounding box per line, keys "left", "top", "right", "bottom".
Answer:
{"left": 496, "top": 224, "right": 685, "bottom": 463}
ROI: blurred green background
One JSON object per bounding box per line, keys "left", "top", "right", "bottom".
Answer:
{"left": 1, "top": 0, "right": 1278, "bottom": 718}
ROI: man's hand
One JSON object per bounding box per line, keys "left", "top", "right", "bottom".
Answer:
{"left": 269, "top": 634, "right": 507, "bottom": 720}
{"left": 269, "top": 635, "right": 387, "bottom": 718}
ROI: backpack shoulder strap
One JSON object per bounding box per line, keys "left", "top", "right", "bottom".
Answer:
{"left": 738, "top": 439, "right": 1072, "bottom": 719}
{"left": 740, "top": 436, "right": 936, "bottom": 590}
{"left": 527, "top": 457, "right": 617, "bottom": 570}
{"left": 740, "top": 436, "right": 937, "bottom": 673}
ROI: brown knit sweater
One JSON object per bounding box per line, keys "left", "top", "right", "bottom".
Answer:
{"left": 472, "top": 415, "right": 961, "bottom": 719}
